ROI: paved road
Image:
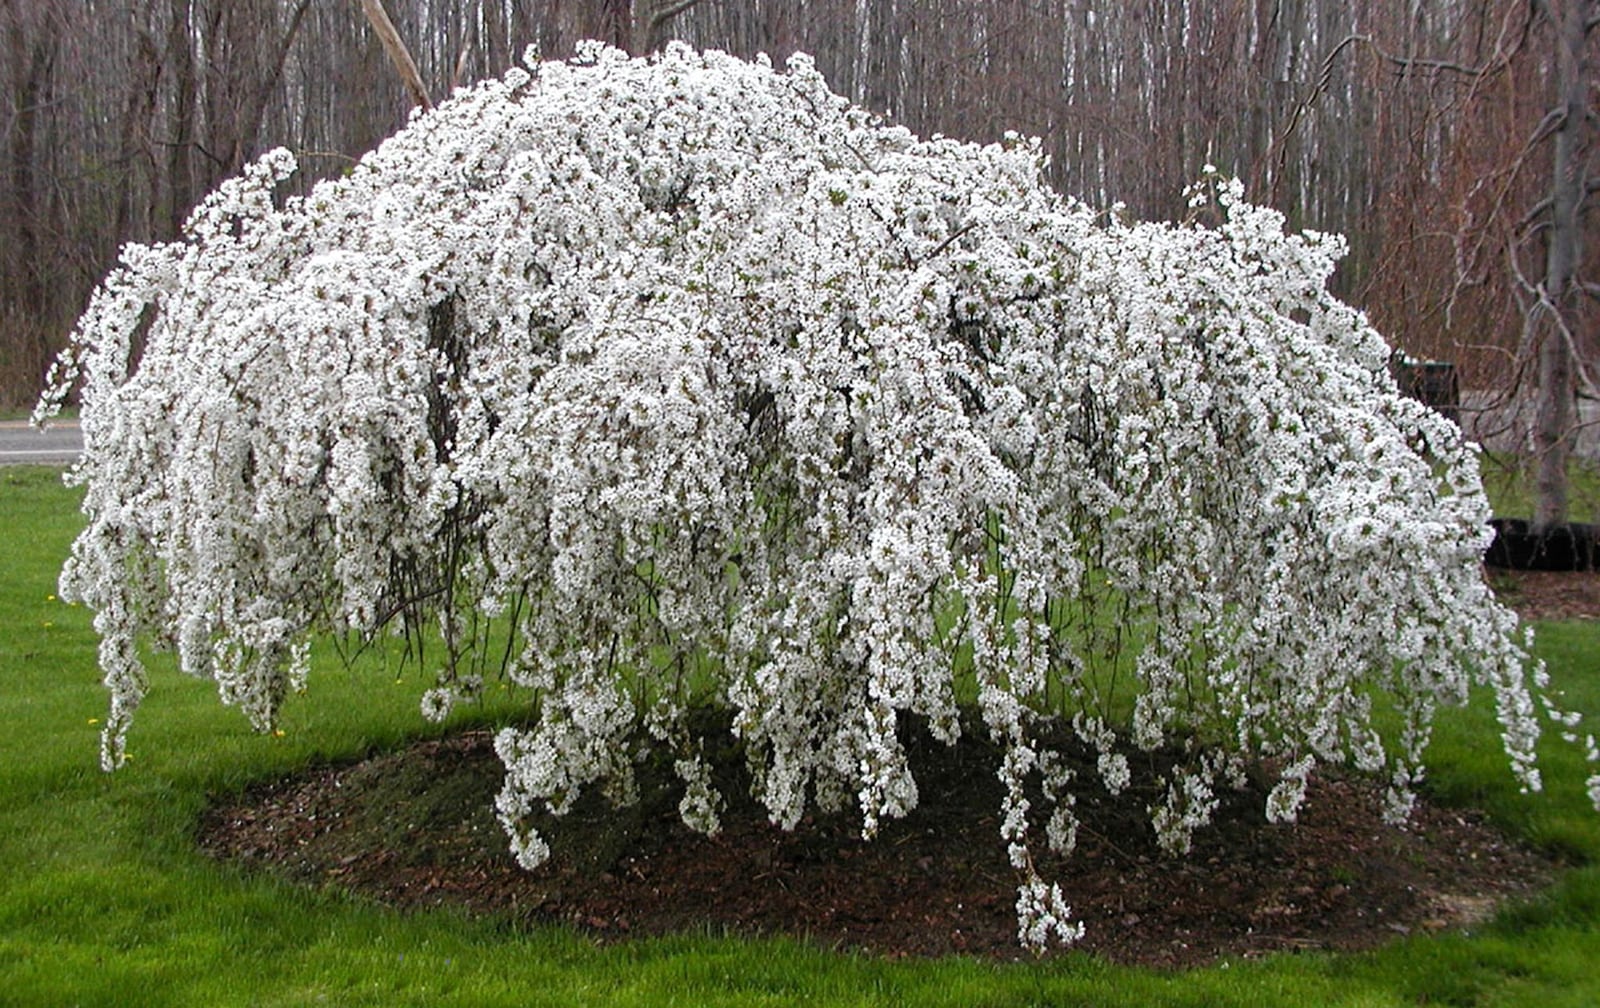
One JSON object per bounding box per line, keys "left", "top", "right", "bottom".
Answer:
{"left": 0, "top": 419, "right": 82, "bottom": 465}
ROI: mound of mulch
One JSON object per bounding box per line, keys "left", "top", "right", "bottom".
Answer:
{"left": 198, "top": 729, "right": 1559, "bottom": 969}
{"left": 195, "top": 568, "right": 1586, "bottom": 969}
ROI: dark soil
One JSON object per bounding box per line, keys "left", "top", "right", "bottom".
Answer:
{"left": 1485, "top": 566, "right": 1600, "bottom": 623}
{"left": 196, "top": 571, "right": 1594, "bottom": 969}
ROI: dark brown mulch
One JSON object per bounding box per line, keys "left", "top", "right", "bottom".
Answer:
{"left": 1487, "top": 567, "right": 1600, "bottom": 623}
{"left": 198, "top": 729, "right": 1558, "bottom": 969}
{"left": 194, "top": 568, "right": 1586, "bottom": 969}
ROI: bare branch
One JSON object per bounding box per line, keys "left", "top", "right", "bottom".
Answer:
{"left": 1523, "top": 276, "right": 1600, "bottom": 402}
{"left": 649, "top": 0, "right": 706, "bottom": 30}
{"left": 1520, "top": 188, "right": 1557, "bottom": 227}
{"left": 1346, "top": 30, "right": 1521, "bottom": 80}
{"left": 1261, "top": 34, "right": 1368, "bottom": 200}
{"left": 356, "top": 0, "right": 431, "bottom": 112}
{"left": 1377, "top": 51, "right": 1499, "bottom": 77}
{"left": 291, "top": 149, "right": 361, "bottom": 168}
{"left": 640, "top": 0, "right": 707, "bottom": 53}
{"left": 1456, "top": 102, "right": 1569, "bottom": 273}
{"left": 232, "top": 0, "right": 314, "bottom": 171}
{"left": 1528, "top": 104, "right": 1568, "bottom": 147}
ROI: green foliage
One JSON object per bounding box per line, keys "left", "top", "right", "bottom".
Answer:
{"left": 4, "top": 463, "right": 1600, "bottom": 1005}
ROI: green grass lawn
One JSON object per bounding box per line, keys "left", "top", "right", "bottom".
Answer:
{"left": 1479, "top": 455, "right": 1600, "bottom": 525}
{"left": 3, "top": 463, "right": 1599, "bottom": 1006}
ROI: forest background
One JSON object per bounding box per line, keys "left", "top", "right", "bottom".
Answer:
{"left": 3, "top": 0, "right": 1596, "bottom": 502}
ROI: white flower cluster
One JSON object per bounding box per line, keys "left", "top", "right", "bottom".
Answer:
{"left": 37, "top": 42, "right": 1582, "bottom": 949}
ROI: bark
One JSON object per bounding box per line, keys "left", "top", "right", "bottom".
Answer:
{"left": 229, "top": 0, "right": 314, "bottom": 173}
{"left": 1531, "top": 0, "right": 1591, "bottom": 530}
{"left": 598, "top": 0, "right": 629, "bottom": 51}
{"left": 357, "top": 0, "right": 432, "bottom": 111}
{"left": 162, "top": 0, "right": 199, "bottom": 236}
{"left": 111, "top": 26, "right": 161, "bottom": 244}
{"left": 5, "top": 30, "right": 49, "bottom": 320}
{"left": 638, "top": 0, "right": 705, "bottom": 53}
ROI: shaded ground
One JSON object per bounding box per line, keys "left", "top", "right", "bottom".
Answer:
{"left": 198, "top": 570, "right": 1595, "bottom": 969}
{"left": 1487, "top": 567, "right": 1600, "bottom": 623}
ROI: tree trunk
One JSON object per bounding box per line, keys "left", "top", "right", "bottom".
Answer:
{"left": 112, "top": 26, "right": 161, "bottom": 244}
{"left": 356, "top": 0, "right": 431, "bottom": 111}
{"left": 229, "top": 0, "right": 314, "bottom": 173}
{"left": 162, "top": 0, "right": 199, "bottom": 237}
{"left": 638, "top": 0, "right": 705, "bottom": 54}
{"left": 1531, "top": 0, "right": 1590, "bottom": 532}
{"left": 5, "top": 32, "right": 50, "bottom": 321}
{"left": 598, "top": 0, "right": 630, "bottom": 51}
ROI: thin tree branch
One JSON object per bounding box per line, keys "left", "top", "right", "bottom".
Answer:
{"left": 1344, "top": 30, "right": 1523, "bottom": 80}
{"left": 1520, "top": 195, "right": 1554, "bottom": 229}
{"left": 1523, "top": 275, "right": 1600, "bottom": 400}
{"left": 640, "top": 0, "right": 706, "bottom": 53}
{"left": 650, "top": 0, "right": 706, "bottom": 29}
{"left": 1260, "top": 34, "right": 1367, "bottom": 201}
{"left": 233, "top": 0, "right": 314, "bottom": 171}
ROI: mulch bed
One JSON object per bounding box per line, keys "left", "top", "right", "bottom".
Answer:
{"left": 1486, "top": 567, "right": 1600, "bottom": 623}
{"left": 197, "top": 737, "right": 1557, "bottom": 968}
{"left": 196, "top": 567, "right": 1590, "bottom": 968}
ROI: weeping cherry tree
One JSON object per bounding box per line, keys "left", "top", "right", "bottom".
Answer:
{"left": 34, "top": 42, "right": 1597, "bottom": 948}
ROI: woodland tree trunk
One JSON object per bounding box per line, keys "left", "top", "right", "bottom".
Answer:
{"left": 161, "top": 0, "right": 198, "bottom": 237}
{"left": 229, "top": 0, "right": 314, "bottom": 173}
{"left": 358, "top": 0, "right": 432, "bottom": 110}
{"left": 1531, "top": 0, "right": 1593, "bottom": 531}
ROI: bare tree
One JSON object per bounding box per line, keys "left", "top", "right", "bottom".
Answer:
{"left": 1526, "top": 0, "right": 1596, "bottom": 529}
{"left": 1353, "top": 1, "right": 1598, "bottom": 529}
{"left": 0, "top": 0, "right": 72, "bottom": 400}
{"left": 584, "top": 0, "right": 707, "bottom": 54}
